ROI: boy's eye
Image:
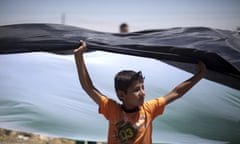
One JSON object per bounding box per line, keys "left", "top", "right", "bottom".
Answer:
{"left": 132, "top": 85, "right": 144, "bottom": 92}
{"left": 134, "top": 86, "right": 144, "bottom": 92}
{"left": 134, "top": 87, "right": 140, "bottom": 92}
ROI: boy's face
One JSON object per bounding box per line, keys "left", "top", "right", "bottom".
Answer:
{"left": 120, "top": 26, "right": 129, "bottom": 33}
{"left": 121, "top": 80, "right": 145, "bottom": 109}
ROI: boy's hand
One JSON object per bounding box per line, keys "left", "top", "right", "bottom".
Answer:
{"left": 74, "top": 40, "right": 87, "bottom": 54}
{"left": 197, "top": 61, "right": 207, "bottom": 75}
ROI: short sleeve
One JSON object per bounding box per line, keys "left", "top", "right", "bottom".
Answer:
{"left": 99, "top": 96, "right": 121, "bottom": 121}
{"left": 144, "top": 97, "right": 166, "bottom": 120}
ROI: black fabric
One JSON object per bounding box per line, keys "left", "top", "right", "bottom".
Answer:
{"left": 0, "top": 23, "right": 239, "bottom": 90}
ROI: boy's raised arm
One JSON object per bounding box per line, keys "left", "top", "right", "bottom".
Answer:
{"left": 164, "top": 61, "right": 207, "bottom": 105}
{"left": 74, "top": 40, "right": 104, "bottom": 105}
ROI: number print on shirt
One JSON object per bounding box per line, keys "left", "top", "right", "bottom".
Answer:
{"left": 116, "top": 120, "right": 138, "bottom": 144}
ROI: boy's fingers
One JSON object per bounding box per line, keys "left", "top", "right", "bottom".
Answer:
{"left": 76, "top": 40, "right": 87, "bottom": 51}
{"left": 78, "top": 40, "right": 84, "bottom": 48}
{"left": 80, "top": 40, "right": 86, "bottom": 45}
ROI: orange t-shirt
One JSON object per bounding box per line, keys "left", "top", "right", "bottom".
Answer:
{"left": 99, "top": 96, "right": 166, "bottom": 144}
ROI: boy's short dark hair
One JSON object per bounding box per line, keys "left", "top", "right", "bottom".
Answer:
{"left": 114, "top": 70, "right": 144, "bottom": 94}
{"left": 120, "top": 23, "right": 128, "bottom": 29}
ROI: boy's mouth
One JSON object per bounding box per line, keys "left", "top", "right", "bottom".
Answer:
{"left": 139, "top": 98, "right": 144, "bottom": 105}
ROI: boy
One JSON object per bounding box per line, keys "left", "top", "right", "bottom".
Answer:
{"left": 74, "top": 40, "right": 206, "bottom": 144}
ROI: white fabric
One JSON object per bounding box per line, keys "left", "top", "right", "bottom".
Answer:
{"left": 0, "top": 52, "right": 239, "bottom": 143}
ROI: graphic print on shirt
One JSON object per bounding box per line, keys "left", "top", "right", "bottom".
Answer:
{"left": 115, "top": 112, "right": 146, "bottom": 144}
{"left": 116, "top": 120, "right": 138, "bottom": 143}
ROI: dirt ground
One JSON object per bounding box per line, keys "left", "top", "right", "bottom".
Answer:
{"left": 0, "top": 128, "right": 75, "bottom": 144}
{"left": 0, "top": 128, "right": 105, "bottom": 144}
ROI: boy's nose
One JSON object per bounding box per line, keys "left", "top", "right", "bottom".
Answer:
{"left": 140, "top": 89, "right": 145, "bottom": 97}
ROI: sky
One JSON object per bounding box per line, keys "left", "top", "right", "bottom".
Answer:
{"left": 0, "top": 0, "right": 240, "bottom": 32}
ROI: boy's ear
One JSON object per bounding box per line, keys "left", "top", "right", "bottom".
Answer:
{"left": 117, "top": 90, "right": 126, "bottom": 102}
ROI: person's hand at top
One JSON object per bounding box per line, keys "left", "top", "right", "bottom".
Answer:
{"left": 74, "top": 40, "right": 87, "bottom": 54}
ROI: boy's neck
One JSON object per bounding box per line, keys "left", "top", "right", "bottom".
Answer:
{"left": 121, "top": 105, "right": 139, "bottom": 113}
